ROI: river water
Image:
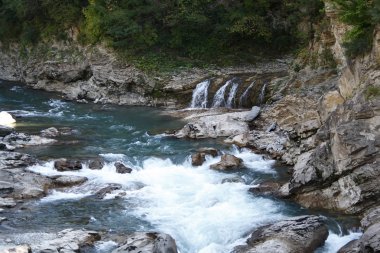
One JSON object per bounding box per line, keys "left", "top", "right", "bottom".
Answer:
{"left": 0, "top": 81, "right": 361, "bottom": 253}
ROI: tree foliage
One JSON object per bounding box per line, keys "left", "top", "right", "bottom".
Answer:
{"left": 0, "top": 0, "right": 325, "bottom": 67}
{"left": 332, "top": 0, "right": 380, "bottom": 57}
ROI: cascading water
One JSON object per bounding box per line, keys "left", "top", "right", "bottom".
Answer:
{"left": 212, "top": 80, "right": 232, "bottom": 108}
{"left": 226, "top": 82, "right": 239, "bottom": 108}
{"left": 259, "top": 83, "right": 268, "bottom": 105}
{"left": 239, "top": 81, "right": 255, "bottom": 108}
{"left": 190, "top": 80, "right": 210, "bottom": 108}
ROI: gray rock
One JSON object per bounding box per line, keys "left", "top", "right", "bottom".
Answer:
{"left": 233, "top": 215, "right": 329, "bottom": 253}
{"left": 40, "top": 127, "right": 60, "bottom": 137}
{"left": 53, "top": 175, "right": 88, "bottom": 187}
{"left": 244, "top": 106, "right": 260, "bottom": 121}
{"left": 2, "top": 132, "right": 56, "bottom": 147}
{"left": 210, "top": 154, "right": 243, "bottom": 171}
{"left": 112, "top": 232, "right": 178, "bottom": 253}
{"left": 3, "top": 229, "right": 101, "bottom": 253}
{"left": 221, "top": 177, "right": 245, "bottom": 184}
{"left": 191, "top": 153, "right": 205, "bottom": 166}
{"left": 114, "top": 162, "right": 132, "bottom": 174}
{"left": 175, "top": 110, "right": 250, "bottom": 139}
{"left": 95, "top": 184, "right": 122, "bottom": 199}
{"left": 0, "top": 151, "right": 36, "bottom": 170}
{"left": 88, "top": 159, "right": 105, "bottom": 170}
{"left": 249, "top": 181, "right": 282, "bottom": 196}
{"left": 54, "top": 159, "right": 82, "bottom": 172}
{"left": 0, "top": 197, "right": 16, "bottom": 208}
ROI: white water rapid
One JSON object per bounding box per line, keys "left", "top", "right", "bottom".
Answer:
{"left": 239, "top": 81, "right": 255, "bottom": 107}
{"left": 190, "top": 80, "right": 210, "bottom": 108}
{"left": 212, "top": 80, "right": 232, "bottom": 108}
{"left": 28, "top": 147, "right": 285, "bottom": 253}
{"left": 226, "top": 82, "right": 239, "bottom": 108}
{"left": 258, "top": 83, "right": 267, "bottom": 105}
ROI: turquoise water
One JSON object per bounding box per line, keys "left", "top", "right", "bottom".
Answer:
{"left": 0, "top": 80, "right": 360, "bottom": 253}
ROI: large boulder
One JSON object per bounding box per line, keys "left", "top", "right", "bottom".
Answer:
{"left": 54, "top": 159, "right": 82, "bottom": 171}
{"left": 53, "top": 175, "right": 88, "bottom": 187}
{"left": 175, "top": 111, "right": 250, "bottom": 139}
{"left": 233, "top": 215, "right": 329, "bottom": 253}
{"left": 210, "top": 154, "right": 243, "bottom": 171}
{"left": 112, "top": 232, "right": 178, "bottom": 253}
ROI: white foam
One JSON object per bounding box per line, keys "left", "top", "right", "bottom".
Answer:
{"left": 232, "top": 147, "right": 276, "bottom": 174}
{"left": 317, "top": 231, "right": 362, "bottom": 253}
{"left": 99, "top": 153, "right": 126, "bottom": 161}
{"left": 27, "top": 150, "right": 285, "bottom": 253}
{"left": 94, "top": 241, "right": 118, "bottom": 253}
{"left": 40, "top": 190, "right": 92, "bottom": 202}
{"left": 109, "top": 124, "right": 135, "bottom": 131}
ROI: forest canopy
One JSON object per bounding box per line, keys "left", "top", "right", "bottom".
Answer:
{"left": 0, "top": 0, "right": 378, "bottom": 68}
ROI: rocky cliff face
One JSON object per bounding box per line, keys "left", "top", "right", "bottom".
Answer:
{"left": 0, "top": 43, "right": 165, "bottom": 106}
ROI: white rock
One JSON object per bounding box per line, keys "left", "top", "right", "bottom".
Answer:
{"left": 0, "top": 111, "right": 16, "bottom": 127}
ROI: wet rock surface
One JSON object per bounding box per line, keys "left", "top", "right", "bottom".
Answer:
{"left": 191, "top": 152, "right": 206, "bottom": 166}
{"left": 233, "top": 215, "right": 329, "bottom": 253}
{"left": 88, "top": 158, "right": 105, "bottom": 170}
{"left": 54, "top": 158, "right": 83, "bottom": 172}
{"left": 52, "top": 175, "right": 88, "bottom": 187}
{"left": 210, "top": 154, "right": 243, "bottom": 171}
{"left": 114, "top": 162, "right": 132, "bottom": 174}
{"left": 95, "top": 183, "right": 122, "bottom": 199}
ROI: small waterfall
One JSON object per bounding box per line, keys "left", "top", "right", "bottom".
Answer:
{"left": 212, "top": 80, "right": 232, "bottom": 108}
{"left": 226, "top": 82, "right": 239, "bottom": 108}
{"left": 259, "top": 83, "right": 268, "bottom": 105}
{"left": 190, "top": 80, "right": 210, "bottom": 108}
{"left": 239, "top": 81, "right": 255, "bottom": 107}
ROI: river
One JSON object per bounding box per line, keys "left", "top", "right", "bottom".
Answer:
{"left": 0, "top": 80, "right": 361, "bottom": 253}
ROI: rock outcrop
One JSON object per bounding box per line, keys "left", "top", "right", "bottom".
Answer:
{"left": 233, "top": 215, "right": 328, "bottom": 253}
